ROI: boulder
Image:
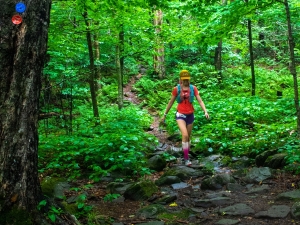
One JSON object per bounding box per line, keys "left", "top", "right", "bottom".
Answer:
{"left": 291, "top": 202, "right": 300, "bottom": 219}
{"left": 201, "top": 174, "right": 235, "bottom": 190}
{"left": 155, "top": 176, "right": 181, "bottom": 186}
{"left": 243, "top": 167, "right": 272, "bottom": 183}
{"left": 264, "top": 153, "right": 287, "bottom": 169}
{"left": 255, "top": 149, "right": 277, "bottom": 166}
{"left": 124, "top": 180, "right": 158, "bottom": 201}
{"left": 148, "top": 155, "right": 167, "bottom": 171}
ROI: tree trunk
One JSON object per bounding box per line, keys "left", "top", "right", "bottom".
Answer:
{"left": 214, "top": 0, "right": 227, "bottom": 84}
{"left": 284, "top": 0, "right": 300, "bottom": 136}
{"left": 153, "top": 9, "right": 165, "bottom": 79}
{"left": 0, "top": 0, "right": 51, "bottom": 223}
{"left": 117, "top": 25, "right": 124, "bottom": 110}
{"left": 83, "top": 10, "right": 100, "bottom": 119}
{"left": 247, "top": 18, "right": 256, "bottom": 96}
{"left": 93, "top": 22, "right": 101, "bottom": 91}
{"left": 214, "top": 39, "right": 223, "bottom": 83}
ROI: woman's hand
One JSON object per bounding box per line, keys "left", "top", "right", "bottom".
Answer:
{"left": 161, "top": 115, "right": 166, "bottom": 124}
{"left": 204, "top": 112, "right": 210, "bottom": 119}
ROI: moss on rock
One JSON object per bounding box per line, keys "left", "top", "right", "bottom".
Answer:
{"left": 41, "top": 176, "right": 65, "bottom": 197}
{"left": 62, "top": 201, "right": 79, "bottom": 215}
{"left": 124, "top": 180, "right": 158, "bottom": 201}
{"left": 157, "top": 208, "right": 193, "bottom": 222}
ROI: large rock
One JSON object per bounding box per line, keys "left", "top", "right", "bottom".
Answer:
{"left": 291, "top": 202, "right": 300, "bottom": 219}
{"left": 162, "top": 166, "right": 203, "bottom": 180}
{"left": 106, "top": 182, "right": 133, "bottom": 194}
{"left": 254, "top": 205, "right": 290, "bottom": 218}
{"left": 155, "top": 176, "right": 181, "bottom": 186}
{"left": 245, "top": 184, "right": 270, "bottom": 194}
{"left": 201, "top": 174, "right": 235, "bottom": 190}
{"left": 148, "top": 155, "right": 167, "bottom": 171}
{"left": 243, "top": 167, "right": 272, "bottom": 183}
{"left": 276, "top": 190, "right": 300, "bottom": 201}
{"left": 194, "top": 197, "right": 233, "bottom": 208}
{"left": 255, "top": 149, "right": 278, "bottom": 166}
{"left": 154, "top": 193, "right": 177, "bottom": 205}
{"left": 227, "top": 183, "right": 244, "bottom": 192}
{"left": 264, "top": 153, "right": 287, "bottom": 169}
{"left": 219, "top": 203, "right": 255, "bottom": 216}
{"left": 124, "top": 180, "right": 158, "bottom": 201}
{"left": 41, "top": 177, "right": 69, "bottom": 199}
{"left": 136, "top": 204, "right": 167, "bottom": 219}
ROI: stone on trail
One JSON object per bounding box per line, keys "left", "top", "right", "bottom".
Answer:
{"left": 154, "top": 193, "right": 177, "bottom": 205}
{"left": 215, "top": 219, "right": 240, "bottom": 225}
{"left": 243, "top": 167, "right": 272, "bottom": 183}
{"left": 227, "top": 183, "right": 244, "bottom": 192}
{"left": 206, "top": 191, "right": 232, "bottom": 199}
{"left": 276, "top": 190, "right": 300, "bottom": 201}
{"left": 254, "top": 205, "right": 290, "bottom": 218}
{"left": 264, "top": 153, "right": 287, "bottom": 169}
{"left": 201, "top": 174, "right": 235, "bottom": 190}
{"left": 162, "top": 165, "right": 203, "bottom": 180}
{"left": 148, "top": 154, "right": 167, "bottom": 172}
{"left": 124, "top": 180, "right": 158, "bottom": 201}
{"left": 194, "top": 197, "right": 233, "bottom": 208}
{"left": 255, "top": 149, "right": 278, "bottom": 167}
{"left": 135, "top": 221, "right": 165, "bottom": 225}
{"left": 106, "top": 182, "right": 134, "bottom": 195}
{"left": 53, "top": 182, "right": 70, "bottom": 200}
{"left": 219, "top": 203, "right": 255, "bottom": 216}
{"left": 291, "top": 202, "right": 300, "bottom": 219}
{"left": 136, "top": 204, "right": 167, "bottom": 219}
{"left": 155, "top": 176, "right": 181, "bottom": 186}
{"left": 245, "top": 184, "right": 270, "bottom": 194}
{"left": 171, "top": 182, "right": 189, "bottom": 190}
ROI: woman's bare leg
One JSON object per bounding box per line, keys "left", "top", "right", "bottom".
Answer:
{"left": 177, "top": 119, "right": 191, "bottom": 162}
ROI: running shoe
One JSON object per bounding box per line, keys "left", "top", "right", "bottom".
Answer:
{"left": 185, "top": 160, "right": 192, "bottom": 166}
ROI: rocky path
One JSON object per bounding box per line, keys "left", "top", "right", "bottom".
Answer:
{"left": 131, "top": 150, "right": 300, "bottom": 225}
{"left": 111, "top": 74, "right": 300, "bottom": 225}
{"left": 55, "top": 74, "right": 300, "bottom": 225}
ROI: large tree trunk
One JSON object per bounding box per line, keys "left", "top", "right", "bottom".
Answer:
{"left": 284, "top": 0, "right": 300, "bottom": 136}
{"left": 93, "top": 29, "right": 102, "bottom": 91}
{"left": 0, "top": 0, "right": 51, "bottom": 223}
{"left": 153, "top": 9, "right": 165, "bottom": 79}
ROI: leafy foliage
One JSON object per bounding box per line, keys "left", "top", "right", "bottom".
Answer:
{"left": 39, "top": 105, "right": 156, "bottom": 181}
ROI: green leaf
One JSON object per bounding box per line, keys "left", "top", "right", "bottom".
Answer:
{"left": 48, "top": 214, "right": 56, "bottom": 222}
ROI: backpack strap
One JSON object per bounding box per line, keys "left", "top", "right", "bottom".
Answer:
{"left": 176, "top": 84, "right": 181, "bottom": 103}
{"left": 189, "top": 84, "right": 194, "bottom": 102}
{"left": 176, "top": 84, "right": 194, "bottom": 103}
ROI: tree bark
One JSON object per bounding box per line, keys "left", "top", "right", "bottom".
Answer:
{"left": 247, "top": 18, "right": 256, "bottom": 96}
{"left": 93, "top": 29, "right": 102, "bottom": 91}
{"left": 83, "top": 10, "right": 100, "bottom": 119}
{"left": 0, "top": 0, "right": 51, "bottom": 223}
{"left": 284, "top": 0, "right": 300, "bottom": 136}
{"left": 214, "top": 39, "right": 223, "bottom": 83}
{"left": 116, "top": 25, "right": 124, "bottom": 110}
{"left": 153, "top": 9, "right": 165, "bottom": 79}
